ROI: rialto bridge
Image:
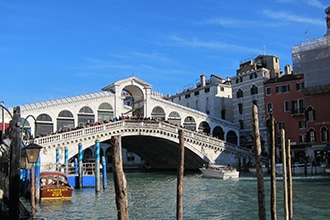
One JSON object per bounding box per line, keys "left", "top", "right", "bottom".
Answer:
{"left": 3, "top": 77, "right": 254, "bottom": 170}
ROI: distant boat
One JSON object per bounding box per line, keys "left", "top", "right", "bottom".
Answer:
{"left": 199, "top": 164, "right": 239, "bottom": 180}
{"left": 40, "top": 171, "right": 74, "bottom": 200}
{"left": 249, "top": 165, "right": 268, "bottom": 174}
{"left": 275, "top": 163, "right": 325, "bottom": 175}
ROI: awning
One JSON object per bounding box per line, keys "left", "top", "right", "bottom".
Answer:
{"left": 324, "top": 144, "right": 330, "bottom": 152}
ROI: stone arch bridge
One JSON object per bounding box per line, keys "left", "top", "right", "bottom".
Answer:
{"left": 35, "top": 120, "right": 253, "bottom": 170}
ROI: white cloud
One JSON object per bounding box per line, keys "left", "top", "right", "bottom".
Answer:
{"left": 262, "top": 9, "right": 324, "bottom": 25}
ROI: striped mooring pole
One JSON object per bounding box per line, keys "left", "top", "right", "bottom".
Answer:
{"left": 64, "top": 147, "right": 69, "bottom": 174}
{"left": 102, "top": 156, "right": 107, "bottom": 189}
{"left": 56, "top": 148, "right": 60, "bottom": 171}
{"left": 95, "top": 140, "right": 101, "bottom": 192}
{"left": 78, "top": 143, "right": 83, "bottom": 188}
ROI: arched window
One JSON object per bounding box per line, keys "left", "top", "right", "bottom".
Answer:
{"left": 307, "top": 128, "right": 316, "bottom": 142}
{"left": 321, "top": 127, "right": 329, "bottom": 142}
{"left": 237, "top": 89, "right": 243, "bottom": 98}
{"left": 57, "top": 110, "right": 74, "bottom": 131}
{"left": 306, "top": 107, "right": 315, "bottom": 121}
{"left": 36, "top": 114, "right": 53, "bottom": 137}
{"left": 151, "top": 106, "right": 165, "bottom": 120}
{"left": 98, "top": 102, "right": 114, "bottom": 122}
{"left": 250, "top": 85, "right": 258, "bottom": 95}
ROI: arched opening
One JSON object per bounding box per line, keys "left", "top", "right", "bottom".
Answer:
{"left": 57, "top": 110, "right": 74, "bottom": 132}
{"left": 151, "top": 106, "right": 165, "bottom": 120}
{"left": 198, "top": 121, "right": 210, "bottom": 135}
{"left": 83, "top": 148, "right": 93, "bottom": 160}
{"left": 227, "top": 130, "right": 238, "bottom": 145}
{"left": 98, "top": 102, "right": 114, "bottom": 122}
{"left": 78, "top": 106, "right": 95, "bottom": 126}
{"left": 36, "top": 114, "right": 53, "bottom": 137}
{"left": 183, "top": 116, "right": 196, "bottom": 131}
{"left": 121, "top": 85, "right": 144, "bottom": 118}
{"left": 213, "top": 126, "right": 224, "bottom": 140}
{"left": 168, "top": 111, "right": 181, "bottom": 126}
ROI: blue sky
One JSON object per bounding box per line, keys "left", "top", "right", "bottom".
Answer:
{"left": 1, "top": 0, "right": 329, "bottom": 107}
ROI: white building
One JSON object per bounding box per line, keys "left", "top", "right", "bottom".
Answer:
{"left": 231, "top": 55, "right": 282, "bottom": 153}
{"left": 168, "top": 74, "right": 233, "bottom": 125}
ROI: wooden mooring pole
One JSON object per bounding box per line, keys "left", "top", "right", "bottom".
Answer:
{"left": 281, "top": 128, "right": 289, "bottom": 220}
{"left": 177, "top": 129, "right": 184, "bottom": 220}
{"left": 286, "top": 138, "right": 293, "bottom": 220}
{"left": 270, "top": 112, "right": 277, "bottom": 220}
{"left": 78, "top": 143, "right": 83, "bottom": 189}
{"left": 252, "top": 104, "right": 266, "bottom": 220}
{"left": 111, "top": 135, "right": 128, "bottom": 220}
{"left": 95, "top": 140, "right": 101, "bottom": 192}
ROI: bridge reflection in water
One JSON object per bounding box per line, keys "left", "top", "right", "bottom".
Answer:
{"left": 35, "top": 120, "right": 253, "bottom": 171}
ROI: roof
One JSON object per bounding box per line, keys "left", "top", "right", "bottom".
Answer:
{"left": 264, "top": 73, "right": 304, "bottom": 84}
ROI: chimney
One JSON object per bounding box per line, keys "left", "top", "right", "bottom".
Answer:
{"left": 200, "top": 74, "right": 206, "bottom": 87}
{"left": 284, "top": 64, "right": 292, "bottom": 75}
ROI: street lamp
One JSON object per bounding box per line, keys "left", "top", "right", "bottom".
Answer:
{"left": 22, "top": 142, "right": 42, "bottom": 218}
{"left": 23, "top": 143, "right": 42, "bottom": 164}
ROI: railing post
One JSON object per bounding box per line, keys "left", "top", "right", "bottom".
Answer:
{"left": 95, "top": 139, "right": 101, "bottom": 192}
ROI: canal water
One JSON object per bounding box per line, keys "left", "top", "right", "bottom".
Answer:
{"left": 31, "top": 172, "right": 330, "bottom": 220}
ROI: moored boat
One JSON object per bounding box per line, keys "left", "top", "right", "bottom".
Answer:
{"left": 199, "top": 164, "right": 239, "bottom": 179}
{"left": 40, "top": 171, "right": 74, "bottom": 200}
{"left": 249, "top": 164, "right": 268, "bottom": 173}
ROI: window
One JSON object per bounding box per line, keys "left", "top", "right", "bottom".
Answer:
{"left": 250, "top": 85, "right": 258, "bottom": 95}
{"left": 266, "top": 87, "right": 272, "bottom": 95}
{"left": 185, "top": 94, "right": 190, "bottom": 98}
{"left": 194, "top": 91, "right": 199, "bottom": 96}
{"left": 204, "top": 88, "right": 210, "bottom": 93}
{"left": 220, "top": 87, "right": 224, "bottom": 91}
{"left": 195, "top": 100, "right": 199, "bottom": 110}
{"left": 306, "top": 107, "right": 315, "bottom": 121}
{"left": 321, "top": 127, "right": 329, "bottom": 142}
{"left": 282, "top": 85, "right": 290, "bottom": 93}
{"left": 284, "top": 101, "right": 290, "bottom": 112}
{"left": 298, "top": 99, "right": 304, "bottom": 114}
{"left": 291, "top": 100, "right": 298, "bottom": 114}
{"left": 307, "top": 128, "right": 315, "bottom": 142}
{"left": 299, "top": 134, "right": 306, "bottom": 143}
{"left": 239, "top": 120, "right": 244, "bottom": 129}
{"left": 298, "top": 121, "right": 306, "bottom": 129}
{"left": 237, "top": 89, "right": 243, "bottom": 98}
{"left": 278, "top": 122, "right": 285, "bottom": 130}
{"left": 296, "top": 82, "right": 304, "bottom": 91}
{"left": 267, "top": 103, "right": 273, "bottom": 113}
{"left": 276, "top": 86, "right": 282, "bottom": 94}
{"left": 238, "top": 103, "right": 243, "bottom": 114}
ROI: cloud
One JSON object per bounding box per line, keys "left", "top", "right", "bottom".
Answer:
{"left": 168, "top": 35, "right": 262, "bottom": 54}
{"left": 307, "top": 0, "right": 327, "bottom": 9}
{"left": 262, "top": 9, "right": 324, "bottom": 25}
{"left": 196, "top": 17, "right": 280, "bottom": 28}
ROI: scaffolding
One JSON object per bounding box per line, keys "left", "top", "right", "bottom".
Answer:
{"left": 292, "top": 36, "right": 330, "bottom": 88}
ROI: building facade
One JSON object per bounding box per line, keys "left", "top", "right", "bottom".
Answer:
{"left": 231, "top": 55, "right": 282, "bottom": 153}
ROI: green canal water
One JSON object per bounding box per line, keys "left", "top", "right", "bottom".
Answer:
{"left": 32, "top": 172, "right": 330, "bottom": 220}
